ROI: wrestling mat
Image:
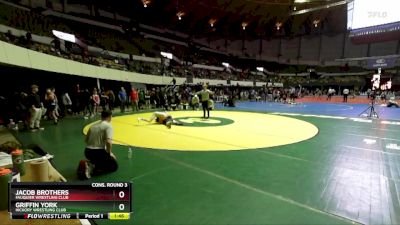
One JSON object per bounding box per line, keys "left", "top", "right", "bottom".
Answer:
{"left": 83, "top": 111, "right": 318, "bottom": 151}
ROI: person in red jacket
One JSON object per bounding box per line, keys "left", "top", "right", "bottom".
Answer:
{"left": 130, "top": 87, "right": 139, "bottom": 112}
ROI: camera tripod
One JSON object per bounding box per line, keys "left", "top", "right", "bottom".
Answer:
{"left": 359, "top": 98, "right": 379, "bottom": 118}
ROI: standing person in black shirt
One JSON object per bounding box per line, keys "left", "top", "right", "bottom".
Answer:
{"left": 72, "top": 84, "right": 82, "bottom": 115}
{"left": 106, "top": 89, "right": 115, "bottom": 111}
{"left": 28, "top": 85, "right": 44, "bottom": 131}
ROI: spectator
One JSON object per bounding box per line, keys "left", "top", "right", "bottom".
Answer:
{"left": 327, "top": 87, "right": 335, "bottom": 101}
{"left": 106, "top": 89, "right": 115, "bottom": 111}
{"left": 28, "top": 85, "right": 44, "bottom": 131}
{"left": 145, "top": 90, "right": 151, "bottom": 109}
{"left": 138, "top": 89, "right": 145, "bottom": 109}
{"left": 118, "top": 87, "right": 127, "bottom": 113}
{"left": 61, "top": 91, "right": 72, "bottom": 116}
{"left": 82, "top": 89, "right": 93, "bottom": 119}
{"left": 25, "top": 32, "right": 32, "bottom": 48}
{"left": 5, "top": 30, "right": 15, "bottom": 43}
{"left": 191, "top": 94, "right": 199, "bottom": 110}
{"left": 72, "top": 84, "right": 82, "bottom": 115}
{"left": 51, "top": 37, "right": 61, "bottom": 55}
{"left": 99, "top": 88, "right": 109, "bottom": 111}
{"left": 92, "top": 89, "right": 100, "bottom": 115}
{"left": 130, "top": 87, "right": 139, "bottom": 111}
{"left": 44, "top": 88, "right": 58, "bottom": 124}
{"left": 51, "top": 88, "right": 60, "bottom": 119}
{"left": 343, "top": 88, "right": 349, "bottom": 102}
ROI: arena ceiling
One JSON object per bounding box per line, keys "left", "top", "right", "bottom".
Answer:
{"left": 71, "top": 0, "right": 348, "bottom": 38}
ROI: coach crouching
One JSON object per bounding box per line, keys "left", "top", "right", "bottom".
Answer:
{"left": 79, "top": 110, "right": 118, "bottom": 179}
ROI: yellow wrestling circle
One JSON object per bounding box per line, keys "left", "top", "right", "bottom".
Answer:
{"left": 83, "top": 111, "right": 318, "bottom": 151}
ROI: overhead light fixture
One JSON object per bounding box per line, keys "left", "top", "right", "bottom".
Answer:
{"left": 291, "top": 0, "right": 351, "bottom": 16}
{"left": 161, "top": 51, "right": 173, "bottom": 59}
{"left": 142, "top": 0, "right": 150, "bottom": 8}
{"left": 209, "top": 18, "right": 217, "bottom": 28}
{"left": 313, "top": 19, "right": 320, "bottom": 28}
{"left": 222, "top": 62, "right": 230, "bottom": 67}
{"left": 242, "top": 22, "right": 248, "bottom": 30}
{"left": 52, "top": 30, "right": 76, "bottom": 43}
{"left": 276, "top": 22, "right": 282, "bottom": 30}
{"left": 256, "top": 67, "right": 264, "bottom": 72}
{"left": 177, "top": 11, "right": 185, "bottom": 21}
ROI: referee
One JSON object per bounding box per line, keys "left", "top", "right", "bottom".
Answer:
{"left": 197, "top": 84, "right": 214, "bottom": 119}
{"left": 80, "top": 110, "right": 118, "bottom": 179}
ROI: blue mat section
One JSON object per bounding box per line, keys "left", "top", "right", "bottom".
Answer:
{"left": 216, "top": 101, "right": 400, "bottom": 121}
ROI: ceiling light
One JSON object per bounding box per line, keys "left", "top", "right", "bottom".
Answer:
{"left": 313, "top": 19, "right": 320, "bottom": 28}
{"left": 291, "top": 0, "right": 350, "bottom": 16}
{"left": 142, "top": 0, "right": 150, "bottom": 8}
{"left": 52, "top": 30, "right": 76, "bottom": 43}
{"left": 276, "top": 22, "right": 282, "bottom": 30}
{"left": 242, "top": 22, "right": 248, "bottom": 30}
{"left": 177, "top": 11, "right": 185, "bottom": 20}
{"left": 161, "top": 52, "right": 173, "bottom": 59}
{"left": 209, "top": 18, "right": 217, "bottom": 28}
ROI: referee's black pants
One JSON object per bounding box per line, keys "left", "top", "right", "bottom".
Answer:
{"left": 202, "top": 101, "right": 209, "bottom": 118}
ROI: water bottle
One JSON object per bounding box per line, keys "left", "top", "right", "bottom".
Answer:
{"left": 128, "top": 147, "right": 132, "bottom": 159}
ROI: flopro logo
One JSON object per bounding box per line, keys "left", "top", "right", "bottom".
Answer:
{"left": 368, "top": 11, "right": 387, "bottom": 18}
{"left": 175, "top": 117, "right": 234, "bottom": 127}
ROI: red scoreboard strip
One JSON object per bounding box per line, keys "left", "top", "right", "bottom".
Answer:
{"left": 9, "top": 182, "right": 132, "bottom": 220}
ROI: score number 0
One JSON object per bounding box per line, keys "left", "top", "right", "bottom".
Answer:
{"left": 118, "top": 191, "right": 126, "bottom": 211}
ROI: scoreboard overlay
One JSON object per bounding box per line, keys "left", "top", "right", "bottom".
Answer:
{"left": 9, "top": 182, "right": 132, "bottom": 220}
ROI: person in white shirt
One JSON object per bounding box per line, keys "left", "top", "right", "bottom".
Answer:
{"left": 80, "top": 110, "right": 117, "bottom": 179}
{"left": 327, "top": 88, "right": 335, "bottom": 101}
{"left": 60, "top": 92, "right": 72, "bottom": 117}
{"left": 343, "top": 88, "right": 349, "bottom": 102}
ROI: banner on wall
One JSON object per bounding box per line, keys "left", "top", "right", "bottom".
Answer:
{"left": 366, "top": 57, "right": 398, "bottom": 69}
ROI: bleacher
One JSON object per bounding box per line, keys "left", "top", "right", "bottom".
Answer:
{"left": 0, "top": 2, "right": 398, "bottom": 88}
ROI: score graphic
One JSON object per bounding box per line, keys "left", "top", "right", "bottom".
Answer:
{"left": 9, "top": 182, "right": 132, "bottom": 220}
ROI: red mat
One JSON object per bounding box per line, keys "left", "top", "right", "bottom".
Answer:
{"left": 297, "top": 96, "right": 371, "bottom": 104}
